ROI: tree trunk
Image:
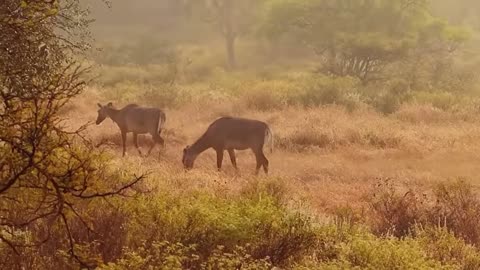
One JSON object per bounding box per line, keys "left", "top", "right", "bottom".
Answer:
{"left": 223, "top": 0, "right": 236, "bottom": 70}
{"left": 225, "top": 34, "right": 236, "bottom": 70}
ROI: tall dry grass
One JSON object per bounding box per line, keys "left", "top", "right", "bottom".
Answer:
{"left": 63, "top": 86, "right": 480, "bottom": 214}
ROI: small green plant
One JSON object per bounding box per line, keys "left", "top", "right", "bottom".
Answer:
{"left": 98, "top": 241, "right": 198, "bottom": 270}
{"left": 202, "top": 246, "right": 272, "bottom": 270}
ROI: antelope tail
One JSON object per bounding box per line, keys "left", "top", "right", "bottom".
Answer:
{"left": 265, "top": 126, "right": 274, "bottom": 154}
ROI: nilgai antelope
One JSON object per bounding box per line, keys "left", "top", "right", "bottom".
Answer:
{"left": 182, "top": 117, "right": 274, "bottom": 175}
{"left": 96, "top": 102, "right": 166, "bottom": 157}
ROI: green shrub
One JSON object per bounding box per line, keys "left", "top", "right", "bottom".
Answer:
{"left": 100, "top": 81, "right": 144, "bottom": 102}
{"left": 125, "top": 191, "right": 316, "bottom": 266}
{"left": 140, "top": 84, "right": 189, "bottom": 108}
{"left": 99, "top": 243, "right": 272, "bottom": 270}
{"left": 98, "top": 241, "right": 198, "bottom": 270}
{"left": 182, "top": 46, "right": 225, "bottom": 83}
{"left": 9, "top": 179, "right": 480, "bottom": 269}
{"left": 313, "top": 224, "right": 358, "bottom": 262}
{"left": 372, "top": 80, "right": 412, "bottom": 114}
{"left": 417, "top": 226, "right": 480, "bottom": 270}
{"left": 375, "top": 91, "right": 404, "bottom": 114}
{"left": 240, "top": 177, "right": 289, "bottom": 204}
{"left": 412, "top": 91, "right": 460, "bottom": 111}
{"left": 334, "top": 234, "right": 446, "bottom": 270}
{"left": 99, "top": 82, "right": 191, "bottom": 109}
{"left": 96, "top": 65, "right": 170, "bottom": 87}
{"left": 297, "top": 226, "right": 450, "bottom": 270}
{"left": 342, "top": 92, "right": 366, "bottom": 112}
{"left": 241, "top": 79, "right": 300, "bottom": 111}
{"left": 296, "top": 76, "right": 360, "bottom": 107}
{"left": 202, "top": 245, "right": 272, "bottom": 270}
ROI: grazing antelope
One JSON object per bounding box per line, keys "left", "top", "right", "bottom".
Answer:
{"left": 96, "top": 102, "right": 166, "bottom": 157}
{"left": 182, "top": 117, "right": 273, "bottom": 175}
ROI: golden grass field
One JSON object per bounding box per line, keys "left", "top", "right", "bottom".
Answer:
{"left": 64, "top": 87, "right": 480, "bottom": 217}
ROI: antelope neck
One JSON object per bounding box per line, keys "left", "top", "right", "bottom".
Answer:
{"left": 189, "top": 134, "right": 211, "bottom": 155}
{"left": 106, "top": 107, "right": 121, "bottom": 123}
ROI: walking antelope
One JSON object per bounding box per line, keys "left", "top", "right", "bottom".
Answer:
{"left": 96, "top": 102, "right": 166, "bottom": 157}
{"left": 182, "top": 117, "right": 273, "bottom": 175}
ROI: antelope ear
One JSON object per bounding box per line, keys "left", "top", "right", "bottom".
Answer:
{"left": 97, "top": 103, "right": 102, "bottom": 108}
{"left": 107, "top": 102, "right": 113, "bottom": 107}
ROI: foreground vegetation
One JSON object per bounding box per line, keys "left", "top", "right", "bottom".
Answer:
{"left": 5, "top": 157, "right": 480, "bottom": 269}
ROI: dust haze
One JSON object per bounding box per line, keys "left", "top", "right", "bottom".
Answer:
{"left": 3, "top": 0, "right": 480, "bottom": 268}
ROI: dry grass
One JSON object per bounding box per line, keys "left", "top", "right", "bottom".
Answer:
{"left": 66, "top": 87, "right": 480, "bottom": 213}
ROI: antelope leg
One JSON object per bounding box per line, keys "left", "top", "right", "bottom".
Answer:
{"left": 133, "top": 133, "right": 143, "bottom": 156}
{"left": 216, "top": 149, "right": 224, "bottom": 171}
{"left": 121, "top": 131, "right": 127, "bottom": 157}
{"left": 227, "top": 149, "right": 237, "bottom": 170}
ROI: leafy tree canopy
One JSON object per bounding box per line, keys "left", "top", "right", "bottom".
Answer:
{"left": 260, "top": 0, "right": 469, "bottom": 81}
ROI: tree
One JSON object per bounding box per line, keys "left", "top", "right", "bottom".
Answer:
{"left": 183, "top": 0, "right": 261, "bottom": 70}
{"left": 431, "top": 0, "right": 480, "bottom": 27}
{"left": 260, "top": 0, "right": 467, "bottom": 82}
{"left": 0, "top": 0, "right": 143, "bottom": 268}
